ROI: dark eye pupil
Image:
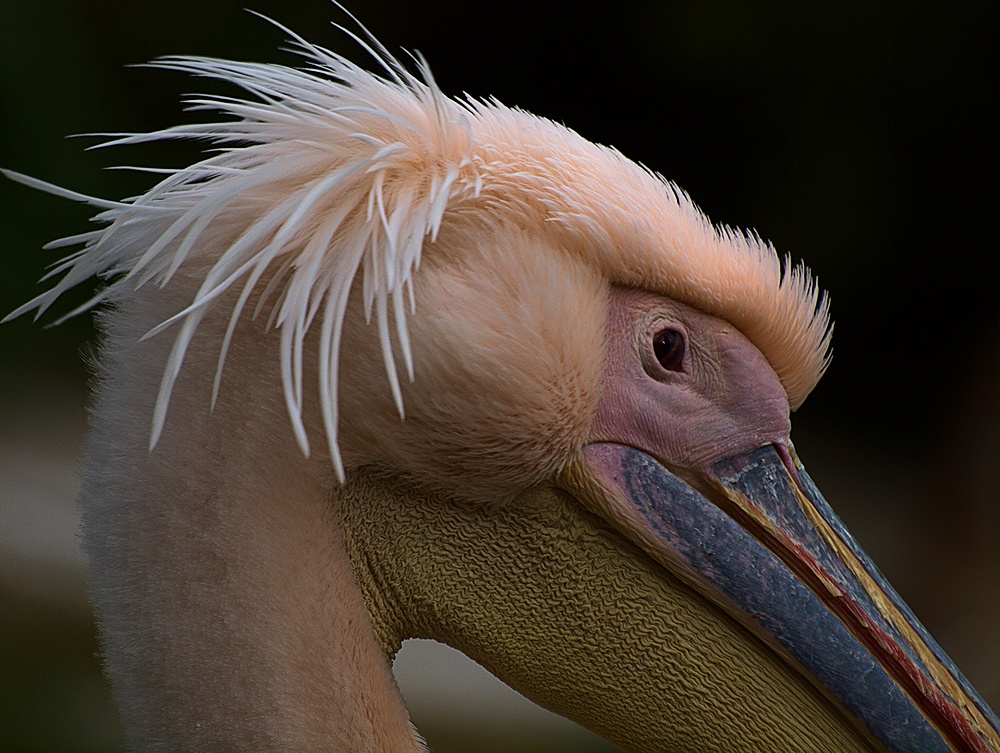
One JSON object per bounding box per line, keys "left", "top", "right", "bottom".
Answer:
{"left": 653, "top": 328, "right": 685, "bottom": 372}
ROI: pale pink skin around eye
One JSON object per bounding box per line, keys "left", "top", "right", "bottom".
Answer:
{"left": 590, "top": 286, "right": 793, "bottom": 476}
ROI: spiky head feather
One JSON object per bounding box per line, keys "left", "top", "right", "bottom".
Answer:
{"left": 6, "top": 16, "right": 831, "bottom": 479}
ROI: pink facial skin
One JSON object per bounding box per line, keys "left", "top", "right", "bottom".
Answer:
{"left": 589, "top": 286, "right": 792, "bottom": 477}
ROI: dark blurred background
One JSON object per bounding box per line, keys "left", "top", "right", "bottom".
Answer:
{"left": 1, "top": 1, "right": 997, "bottom": 750}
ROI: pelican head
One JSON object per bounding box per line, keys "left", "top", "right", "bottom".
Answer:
{"left": 6, "top": 12, "right": 998, "bottom": 753}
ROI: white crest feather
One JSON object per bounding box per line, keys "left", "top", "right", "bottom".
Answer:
{"left": 4, "top": 14, "right": 482, "bottom": 480}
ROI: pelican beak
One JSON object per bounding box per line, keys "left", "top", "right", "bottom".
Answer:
{"left": 574, "top": 442, "right": 1000, "bottom": 753}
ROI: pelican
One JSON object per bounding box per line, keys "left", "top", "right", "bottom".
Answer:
{"left": 6, "top": 10, "right": 999, "bottom": 753}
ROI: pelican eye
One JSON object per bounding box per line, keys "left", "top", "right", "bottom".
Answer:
{"left": 653, "top": 327, "right": 686, "bottom": 372}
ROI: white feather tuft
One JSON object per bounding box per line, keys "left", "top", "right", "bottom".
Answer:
{"left": 3, "top": 16, "right": 482, "bottom": 478}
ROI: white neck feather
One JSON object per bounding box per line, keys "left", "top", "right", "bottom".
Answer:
{"left": 79, "top": 280, "right": 421, "bottom": 751}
